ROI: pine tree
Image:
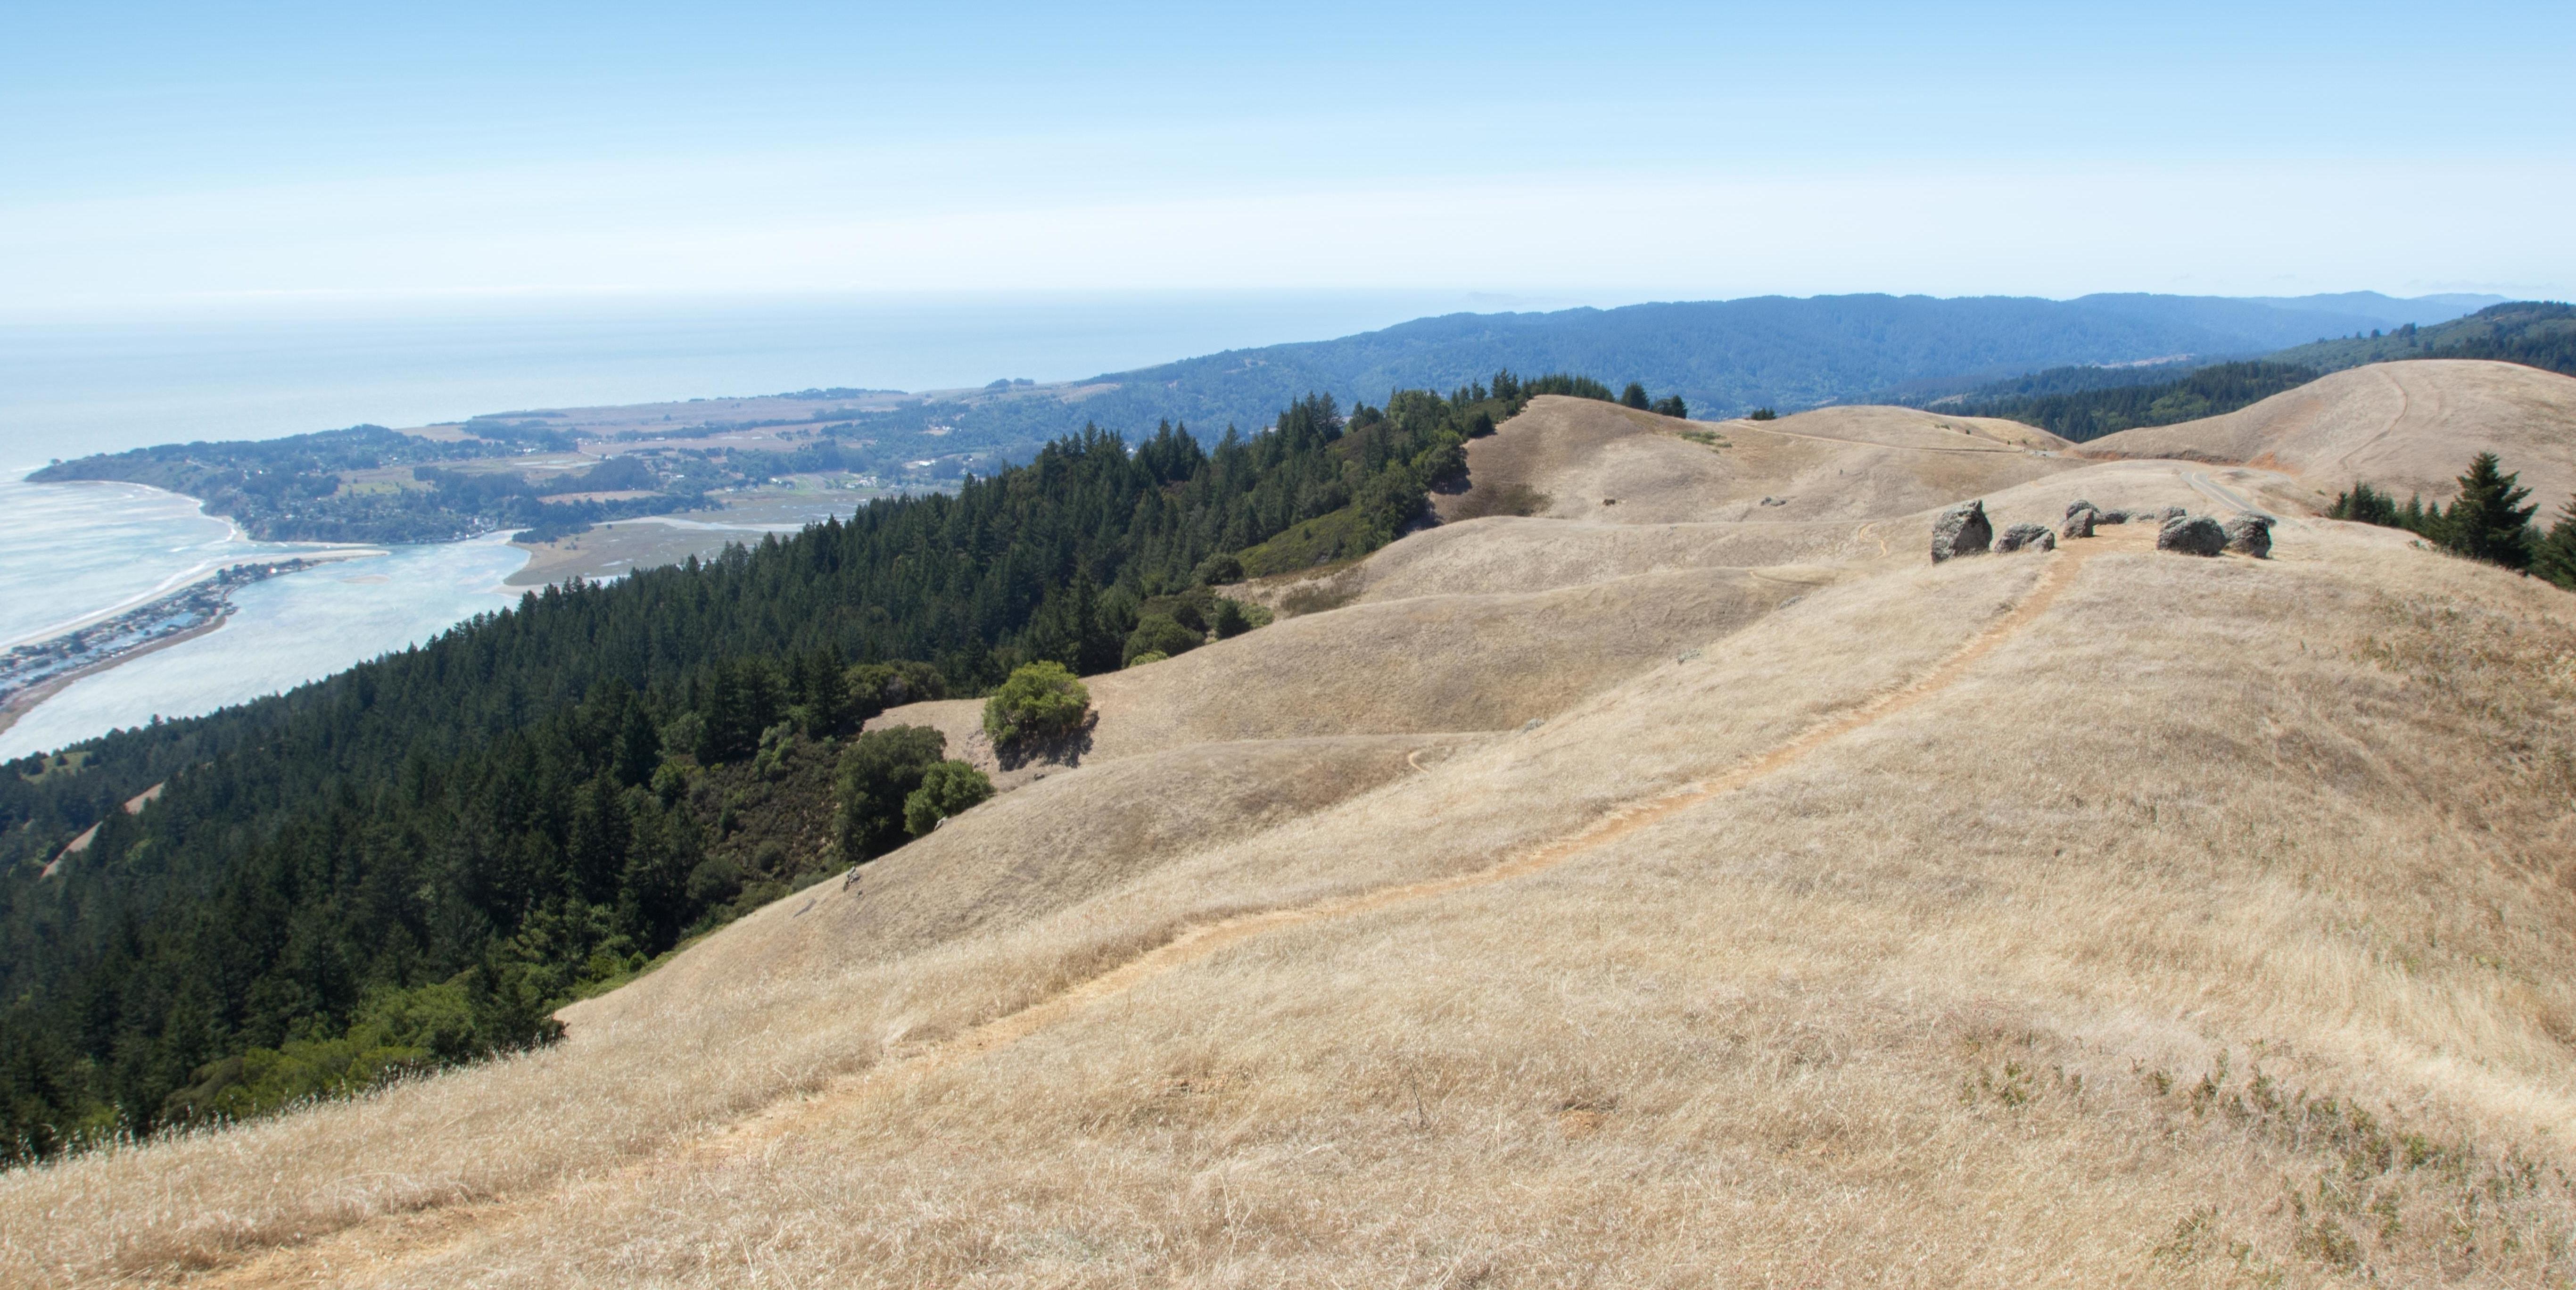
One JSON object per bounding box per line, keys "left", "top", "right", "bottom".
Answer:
{"left": 613, "top": 703, "right": 661, "bottom": 786}
{"left": 2441, "top": 452, "right": 2537, "bottom": 568}
{"left": 565, "top": 774, "right": 631, "bottom": 904}
{"left": 1619, "top": 382, "right": 1650, "bottom": 409}
{"left": 2529, "top": 497, "right": 2576, "bottom": 590}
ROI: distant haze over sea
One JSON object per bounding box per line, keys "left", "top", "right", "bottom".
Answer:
{"left": 0, "top": 291, "right": 1559, "bottom": 468}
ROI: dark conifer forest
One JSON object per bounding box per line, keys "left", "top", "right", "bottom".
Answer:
{"left": 1940, "top": 361, "right": 2323, "bottom": 442}
{"left": 0, "top": 375, "right": 1596, "bottom": 1160}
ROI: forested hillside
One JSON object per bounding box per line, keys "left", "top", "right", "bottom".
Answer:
{"left": 0, "top": 375, "right": 1571, "bottom": 1160}
{"left": 2268, "top": 300, "right": 2576, "bottom": 377}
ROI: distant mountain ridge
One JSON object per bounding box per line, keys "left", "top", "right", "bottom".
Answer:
{"left": 31, "top": 291, "right": 2513, "bottom": 514}
{"left": 853, "top": 291, "right": 2500, "bottom": 457}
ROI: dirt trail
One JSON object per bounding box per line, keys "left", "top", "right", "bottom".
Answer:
{"left": 192, "top": 541, "right": 2105, "bottom": 1289}
{"left": 1729, "top": 422, "right": 2031, "bottom": 456}
{"left": 2180, "top": 471, "right": 2283, "bottom": 524}
{"left": 2328, "top": 364, "right": 2413, "bottom": 483}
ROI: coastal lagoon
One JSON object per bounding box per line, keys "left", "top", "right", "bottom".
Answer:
{"left": 0, "top": 474, "right": 527, "bottom": 760}
{"left": 0, "top": 476, "right": 325, "bottom": 651}
{"left": 0, "top": 532, "right": 528, "bottom": 760}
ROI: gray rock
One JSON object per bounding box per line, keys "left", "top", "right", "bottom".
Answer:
{"left": 2156, "top": 514, "right": 2228, "bottom": 556}
{"left": 2155, "top": 505, "right": 2188, "bottom": 524}
{"left": 2223, "top": 515, "right": 2274, "bottom": 558}
{"left": 1994, "top": 521, "right": 2056, "bottom": 553}
{"left": 2093, "top": 509, "right": 2130, "bottom": 524}
{"left": 1930, "top": 500, "right": 1992, "bottom": 562}
{"left": 2064, "top": 499, "right": 2096, "bottom": 519}
{"left": 2060, "top": 508, "right": 2097, "bottom": 539}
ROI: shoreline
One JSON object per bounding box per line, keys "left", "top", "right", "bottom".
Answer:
{"left": 7, "top": 546, "right": 386, "bottom": 649}
{"left": 0, "top": 614, "right": 231, "bottom": 742}
{"left": 2, "top": 475, "right": 390, "bottom": 648}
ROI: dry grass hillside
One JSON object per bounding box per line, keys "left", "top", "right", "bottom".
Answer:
{"left": 1434, "top": 396, "right": 2075, "bottom": 527}
{"left": 8, "top": 381, "right": 2576, "bottom": 1288}
{"left": 2084, "top": 359, "right": 2576, "bottom": 512}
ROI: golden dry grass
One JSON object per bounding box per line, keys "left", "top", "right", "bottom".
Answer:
{"left": 1437, "top": 397, "right": 2078, "bottom": 528}
{"left": 2082, "top": 359, "right": 2576, "bottom": 511}
{"left": 7, "top": 375, "right": 2576, "bottom": 1288}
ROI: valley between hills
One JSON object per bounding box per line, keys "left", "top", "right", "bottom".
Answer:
{"left": 11, "top": 359, "right": 2576, "bottom": 1285}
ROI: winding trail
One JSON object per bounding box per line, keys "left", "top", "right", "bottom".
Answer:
{"left": 2180, "top": 470, "right": 2284, "bottom": 524}
{"left": 193, "top": 540, "right": 2105, "bottom": 1289}
{"left": 2328, "top": 365, "right": 2416, "bottom": 483}
{"left": 1728, "top": 421, "right": 2034, "bottom": 456}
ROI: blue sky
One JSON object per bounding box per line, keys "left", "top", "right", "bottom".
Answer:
{"left": 4, "top": 1, "right": 2569, "bottom": 315}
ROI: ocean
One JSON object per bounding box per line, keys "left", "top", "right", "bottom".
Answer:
{"left": 0, "top": 290, "right": 1531, "bottom": 757}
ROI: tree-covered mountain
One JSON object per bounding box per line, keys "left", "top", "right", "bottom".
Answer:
{"left": 2063, "top": 291, "right": 2502, "bottom": 349}
{"left": 2267, "top": 301, "right": 2576, "bottom": 376}
{"left": 2235, "top": 290, "right": 2505, "bottom": 328}
{"left": 0, "top": 376, "right": 1561, "bottom": 1161}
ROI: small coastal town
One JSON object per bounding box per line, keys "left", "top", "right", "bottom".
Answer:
{"left": 0, "top": 558, "right": 339, "bottom": 723}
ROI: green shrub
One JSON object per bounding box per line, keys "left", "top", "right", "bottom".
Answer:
{"left": 1193, "top": 551, "right": 1244, "bottom": 585}
{"left": 1124, "top": 613, "right": 1202, "bottom": 666}
{"left": 1211, "top": 596, "right": 1252, "bottom": 639}
{"left": 982, "top": 662, "right": 1091, "bottom": 748}
{"left": 1748, "top": 407, "right": 1778, "bottom": 421}
{"left": 845, "top": 660, "right": 946, "bottom": 720}
{"left": 1126, "top": 650, "right": 1169, "bottom": 667}
{"left": 686, "top": 856, "right": 745, "bottom": 908}
{"left": 836, "top": 725, "right": 947, "bottom": 864}
{"left": 903, "top": 761, "right": 994, "bottom": 836}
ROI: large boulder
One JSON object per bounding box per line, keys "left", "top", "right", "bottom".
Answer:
{"left": 2064, "top": 499, "right": 2096, "bottom": 519}
{"left": 1994, "top": 522, "right": 2056, "bottom": 553}
{"left": 2153, "top": 505, "right": 2188, "bottom": 524}
{"left": 2157, "top": 514, "right": 2228, "bottom": 556}
{"left": 1930, "top": 501, "right": 1992, "bottom": 562}
{"left": 2223, "top": 515, "right": 2274, "bottom": 558}
{"left": 2094, "top": 509, "right": 2130, "bottom": 525}
{"left": 2060, "top": 508, "right": 2097, "bottom": 540}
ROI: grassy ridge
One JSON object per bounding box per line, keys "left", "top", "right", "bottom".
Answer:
{"left": 1921, "top": 302, "right": 2576, "bottom": 443}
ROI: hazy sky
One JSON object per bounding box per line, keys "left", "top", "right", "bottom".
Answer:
{"left": 6, "top": 1, "right": 2570, "bottom": 316}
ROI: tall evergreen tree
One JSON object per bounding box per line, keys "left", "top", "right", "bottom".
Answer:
{"left": 2530, "top": 497, "right": 2576, "bottom": 590}
{"left": 2441, "top": 452, "right": 2537, "bottom": 568}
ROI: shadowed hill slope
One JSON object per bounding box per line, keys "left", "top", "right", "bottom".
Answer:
{"left": 8, "top": 374, "right": 2576, "bottom": 1288}
{"left": 2080, "top": 358, "right": 2576, "bottom": 507}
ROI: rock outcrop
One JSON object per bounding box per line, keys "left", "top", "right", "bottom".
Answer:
{"left": 2157, "top": 514, "right": 2228, "bottom": 556}
{"left": 2064, "top": 499, "right": 2096, "bottom": 519}
{"left": 2060, "top": 508, "right": 2096, "bottom": 540}
{"left": 1994, "top": 522, "right": 2056, "bottom": 553}
{"left": 2223, "top": 516, "right": 2274, "bottom": 558}
{"left": 1930, "top": 501, "right": 1992, "bottom": 562}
